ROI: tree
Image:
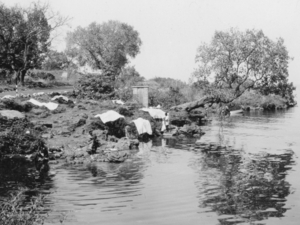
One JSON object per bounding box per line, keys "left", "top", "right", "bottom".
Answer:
{"left": 42, "top": 50, "right": 74, "bottom": 70}
{"left": 66, "top": 20, "right": 142, "bottom": 80}
{"left": 192, "top": 28, "right": 295, "bottom": 103}
{"left": 0, "top": 2, "right": 68, "bottom": 85}
{"left": 115, "top": 66, "right": 145, "bottom": 101}
{"left": 116, "top": 66, "right": 144, "bottom": 87}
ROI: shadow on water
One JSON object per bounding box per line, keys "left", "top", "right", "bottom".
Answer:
{"left": 153, "top": 127, "right": 295, "bottom": 224}
{"left": 190, "top": 140, "right": 295, "bottom": 224}
{"left": 0, "top": 159, "right": 55, "bottom": 196}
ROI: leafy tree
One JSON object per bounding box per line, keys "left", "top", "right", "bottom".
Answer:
{"left": 42, "top": 50, "right": 74, "bottom": 70}
{"left": 115, "top": 66, "right": 145, "bottom": 101}
{"left": 0, "top": 2, "right": 68, "bottom": 85}
{"left": 66, "top": 20, "right": 142, "bottom": 80}
{"left": 146, "top": 77, "right": 187, "bottom": 109}
{"left": 193, "top": 28, "right": 295, "bottom": 103}
{"left": 150, "top": 77, "right": 187, "bottom": 89}
{"left": 116, "top": 66, "right": 144, "bottom": 87}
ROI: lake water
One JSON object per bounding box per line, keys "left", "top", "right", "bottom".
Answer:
{"left": 1, "top": 91, "right": 300, "bottom": 225}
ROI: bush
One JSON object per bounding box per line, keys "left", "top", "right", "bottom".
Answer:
{"left": 28, "top": 71, "right": 55, "bottom": 81}
{"left": 148, "top": 86, "right": 187, "bottom": 110}
{"left": 116, "top": 87, "right": 133, "bottom": 102}
{"left": 75, "top": 74, "right": 115, "bottom": 100}
{"left": 0, "top": 119, "right": 47, "bottom": 156}
{"left": 230, "top": 91, "right": 287, "bottom": 110}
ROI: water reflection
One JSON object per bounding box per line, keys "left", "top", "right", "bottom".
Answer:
{"left": 0, "top": 159, "right": 55, "bottom": 197}
{"left": 191, "top": 142, "right": 295, "bottom": 224}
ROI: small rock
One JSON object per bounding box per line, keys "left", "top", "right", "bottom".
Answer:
{"left": 41, "top": 133, "right": 51, "bottom": 139}
{"left": 76, "top": 104, "right": 86, "bottom": 110}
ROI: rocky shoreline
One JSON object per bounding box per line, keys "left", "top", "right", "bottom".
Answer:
{"left": 0, "top": 91, "right": 205, "bottom": 174}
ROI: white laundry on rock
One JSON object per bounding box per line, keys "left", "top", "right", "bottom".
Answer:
{"left": 28, "top": 98, "right": 58, "bottom": 111}
{"left": 1, "top": 95, "right": 16, "bottom": 100}
{"left": 51, "top": 95, "right": 69, "bottom": 102}
{"left": 133, "top": 118, "right": 152, "bottom": 135}
{"left": 32, "top": 92, "right": 45, "bottom": 97}
{"left": 140, "top": 108, "right": 165, "bottom": 119}
{"left": 94, "top": 110, "right": 124, "bottom": 124}
{"left": 112, "top": 99, "right": 125, "bottom": 105}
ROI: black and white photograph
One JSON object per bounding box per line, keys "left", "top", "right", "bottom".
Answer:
{"left": 0, "top": 0, "right": 299, "bottom": 224}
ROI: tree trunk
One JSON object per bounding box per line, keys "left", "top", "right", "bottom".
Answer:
{"left": 20, "top": 70, "right": 27, "bottom": 86}
{"left": 170, "top": 96, "right": 217, "bottom": 112}
{"left": 14, "top": 71, "right": 20, "bottom": 85}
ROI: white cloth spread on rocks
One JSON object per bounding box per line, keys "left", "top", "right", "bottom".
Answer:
{"left": 0, "top": 110, "right": 25, "bottom": 119}
{"left": 28, "top": 98, "right": 59, "bottom": 111}
{"left": 94, "top": 110, "right": 124, "bottom": 123}
{"left": 32, "top": 92, "right": 45, "bottom": 97}
{"left": 51, "top": 95, "right": 69, "bottom": 101}
{"left": 1, "top": 95, "right": 16, "bottom": 100}
{"left": 112, "top": 99, "right": 125, "bottom": 105}
{"left": 133, "top": 118, "right": 152, "bottom": 135}
{"left": 140, "top": 108, "right": 165, "bottom": 119}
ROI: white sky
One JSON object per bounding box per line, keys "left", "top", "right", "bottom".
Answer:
{"left": 2, "top": 0, "right": 300, "bottom": 84}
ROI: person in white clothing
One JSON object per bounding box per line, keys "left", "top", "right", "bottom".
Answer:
{"left": 165, "top": 112, "right": 170, "bottom": 132}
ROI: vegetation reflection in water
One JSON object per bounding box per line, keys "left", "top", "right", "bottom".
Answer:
{"left": 84, "top": 135, "right": 296, "bottom": 224}
{"left": 0, "top": 135, "right": 296, "bottom": 224}
{"left": 181, "top": 137, "right": 295, "bottom": 224}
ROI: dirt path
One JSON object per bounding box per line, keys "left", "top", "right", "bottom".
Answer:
{"left": 0, "top": 86, "right": 74, "bottom": 98}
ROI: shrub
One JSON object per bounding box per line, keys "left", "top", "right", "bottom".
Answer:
{"left": 0, "top": 119, "right": 47, "bottom": 156}
{"left": 116, "top": 87, "right": 133, "bottom": 102}
{"left": 28, "top": 71, "right": 55, "bottom": 81}
{"left": 148, "top": 86, "right": 187, "bottom": 110}
{"left": 231, "top": 91, "right": 287, "bottom": 110}
{"left": 75, "top": 74, "right": 115, "bottom": 100}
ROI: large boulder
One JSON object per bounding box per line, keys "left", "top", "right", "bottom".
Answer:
{"left": 68, "top": 114, "right": 88, "bottom": 132}
{"left": 176, "top": 124, "right": 204, "bottom": 137}
{"left": 169, "top": 107, "right": 207, "bottom": 127}
{"left": 0, "top": 99, "right": 33, "bottom": 112}
{"left": 52, "top": 95, "right": 75, "bottom": 107}
{"left": 0, "top": 116, "right": 26, "bottom": 132}
{"left": 0, "top": 110, "right": 25, "bottom": 119}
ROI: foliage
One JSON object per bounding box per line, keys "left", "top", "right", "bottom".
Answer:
{"left": 260, "top": 80, "right": 296, "bottom": 106}
{"left": 115, "top": 66, "right": 145, "bottom": 101}
{"left": 192, "top": 28, "right": 295, "bottom": 104}
{"left": 148, "top": 87, "right": 187, "bottom": 109}
{"left": 42, "top": 49, "right": 74, "bottom": 70}
{"left": 145, "top": 78, "right": 188, "bottom": 109}
{"left": 195, "top": 143, "right": 293, "bottom": 223}
{"left": 0, "top": 2, "right": 68, "bottom": 85}
{"left": 150, "top": 77, "right": 187, "bottom": 89}
{"left": 28, "top": 70, "right": 55, "bottom": 80}
{"left": 75, "top": 73, "right": 115, "bottom": 100}
{"left": 0, "top": 118, "right": 47, "bottom": 156}
{"left": 231, "top": 90, "right": 287, "bottom": 110}
{"left": 66, "top": 20, "right": 142, "bottom": 80}
{"left": 181, "top": 85, "right": 205, "bottom": 102}
{"left": 0, "top": 190, "right": 46, "bottom": 225}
